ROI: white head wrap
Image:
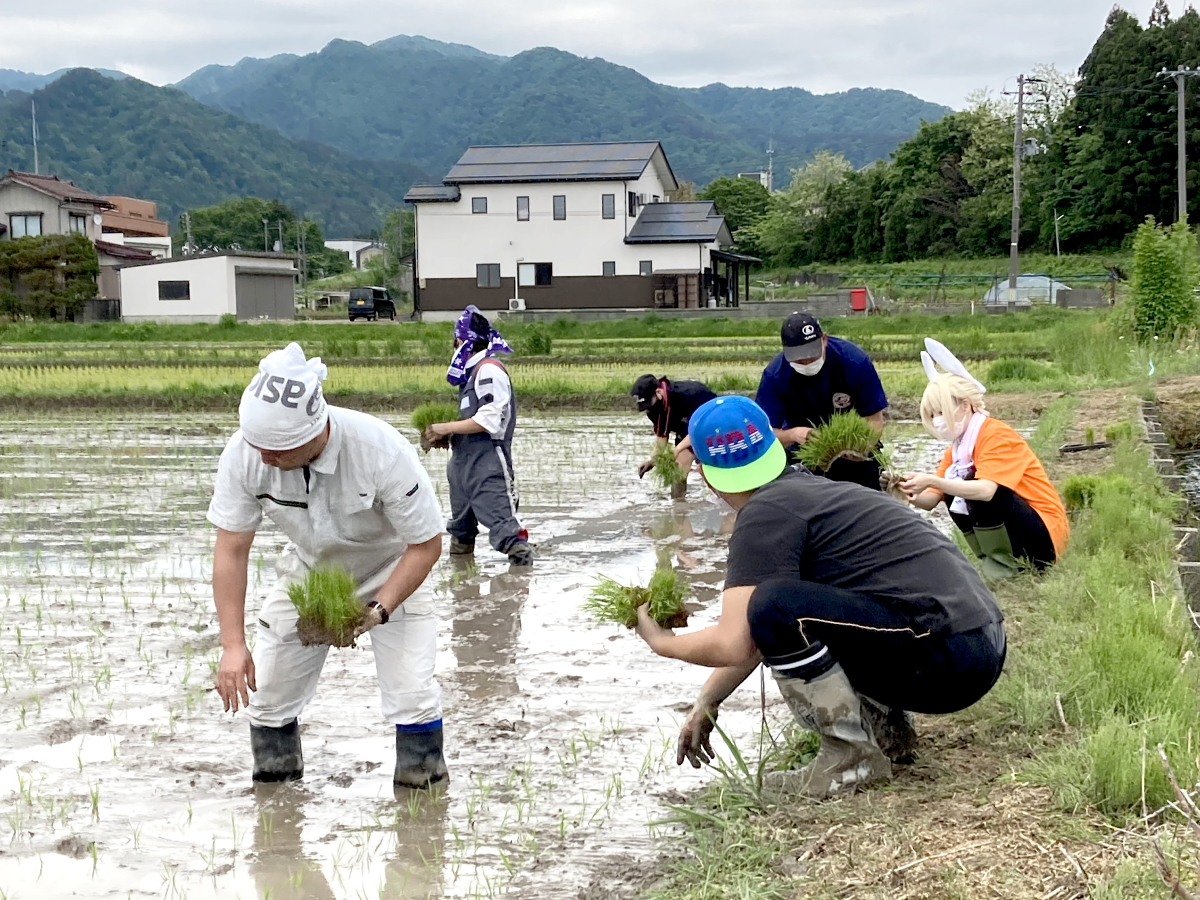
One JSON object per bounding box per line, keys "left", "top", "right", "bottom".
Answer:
{"left": 920, "top": 338, "right": 987, "bottom": 394}
{"left": 239, "top": 342, "right": 329, "bottom": 450}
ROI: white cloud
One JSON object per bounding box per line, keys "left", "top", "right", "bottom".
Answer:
{"left": 0, "top": 0, "right": 1170, "bottom": 107}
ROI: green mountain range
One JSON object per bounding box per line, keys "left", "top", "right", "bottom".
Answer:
{"left": 175, "top": 36, "right": 950, "bottom": 183}
{"left": 0, "top": 70, "right": 426, "bottom": 237}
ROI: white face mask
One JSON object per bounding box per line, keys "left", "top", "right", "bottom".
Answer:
{"left": 933, "top": 410, "right": 968, "bottom": 441}
{"left": 790, "top": 356, "right": 825, "bottom": 377}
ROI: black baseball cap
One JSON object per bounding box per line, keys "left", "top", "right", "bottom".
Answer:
{"left": 781, "top": 313, "right": 824, "bottom": 361}
{"left": 631, "top": 374, "right": 660, "bottom": 411}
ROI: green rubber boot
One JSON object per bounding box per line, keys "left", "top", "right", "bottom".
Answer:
{"left": 974, "top": 524, "right": 1023, "bottom": 579}
{"left": 960, "top": 529, "right": 983, "bottom": 559}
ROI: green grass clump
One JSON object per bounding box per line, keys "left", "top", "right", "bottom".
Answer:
{"left": 1104, "top": 420, "right": 1135, "bottom": 442}
{"left": 988, "top": 356, "right": 1047, "bottom": 382}
{"left": 584, "top": 562, "right": 687, "bottom": 628}
{"left": 795, "top": 412, "right": 878, "bottom": 472}
{"left": 287, "top": 566, "right": 364, "bottom": 647}
{"left": 410, "top": 401, "right": 459, "bottom": 433}
{"left": 650, "top": 442, "right": 686, "bottom": 488}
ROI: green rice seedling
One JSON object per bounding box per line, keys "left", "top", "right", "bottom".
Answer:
{"left": 795, "top": 412, "right": 879, "bottom": 473}
{"left": 410, "top": 401, "right": 458, "bottom": 451}
{"left": 287, "top": 566, "right": 365, "bottom": 647}
{"left": 1061, "top": 473, "right": 1135, "bottom": 511}
{"left": 873, "top": 444, "right": 906, "bottom": 501}
{"left": 649, "top": 442, "right": 685, "bottom": 489}
{"left": 1104, "top": 420, "right": 1135, "bottom": 442}
{"left": 584, "top": 561, "right": 688, "bottom": 628}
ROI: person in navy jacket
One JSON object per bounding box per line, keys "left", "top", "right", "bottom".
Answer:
{"left": 756, "top": 313, "right": 887, "bottom": 489}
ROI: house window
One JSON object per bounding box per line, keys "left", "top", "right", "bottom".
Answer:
{"left": 471, "top": 197, "right": 487, "bottom": 214}
{"left": 9, "top": 214, "right": 42, "bottom": 238}
{"left": 158, "top": 280, "right": 191, "bottom": 301}
{"left": 627, "top": 192, "right": 638, "bottom": 217}
{"left": 601, "top": 194, "right": 615, "bottom": 219}
{"left": 516, "top": 196, "right": 530, "bottom": 221}
{"left": 652, "top": 195, "right": 660, "bottom": 203}
{"left": 476, "top": 263, "right": 501, "bottom": 288}
{"left": 553, "top": 195, "right": 566, "bottom": 220}
{"left": 517, "top": 262, "right": 552, "bottom": 287}
{"left": 68, "top": 213, "right": 88, "bottom": 234}
{"left": 639, "top": 260, "right": 653, "bottom": 276}
{"left": 602, "top": 261, "right": 616, "bottom": 277}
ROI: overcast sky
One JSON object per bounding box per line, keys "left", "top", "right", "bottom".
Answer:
{"left": 0, "top": 0, "right": 1170, "bottom": 107}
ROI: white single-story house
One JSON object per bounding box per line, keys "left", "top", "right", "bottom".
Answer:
{"left": 404, "top": 141, "right": 756, "bottom": 319}
{"left": 119, "top": 252, "right": 298, "bottom": 323}
{"left": 325, "top": 239, "right": 382, "bottom": 269}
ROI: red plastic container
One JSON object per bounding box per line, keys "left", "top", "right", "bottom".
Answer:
{"left": 849, "top": 287, "right": 868, "bottom": 312}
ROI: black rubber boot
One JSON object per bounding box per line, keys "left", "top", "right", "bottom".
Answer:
{"left": 250, "top": 720, "right": 303, "bottom": 783}
{"left": 395, "top": 724, "right": 449, "bottom": 789}
{"left": 507, "top": 542, "right": 534, "bottom": 567}
{"left": 449, "top": 536, "right": 475, "bottom": 555}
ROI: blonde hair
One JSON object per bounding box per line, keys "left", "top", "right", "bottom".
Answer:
{"left": 920, "top": 374, "right": 986, "bottom": 438}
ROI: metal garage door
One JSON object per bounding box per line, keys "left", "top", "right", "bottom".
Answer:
{"left": 235, "top": 273, "right": 295, "bottom": 320}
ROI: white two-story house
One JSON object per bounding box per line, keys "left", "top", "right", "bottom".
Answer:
{"left": 405, "top": 141, "right": 756, "bottom": 318}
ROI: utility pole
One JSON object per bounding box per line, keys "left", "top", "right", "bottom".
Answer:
{"left": 1005, "top": 75, "right": 1044, "bottom": 302}
{"left": 184, "top": 211, "right": 194, "bottom": 255}
{"left": 1161, "top": 67, "right": 1200, "bottom": 223}
{"left": 766, "top": 139, "right": 774, "bottom": 192}
{"left": 31, "top": 100, "right": 38, "bottom": 175}
{"left": 262, "top": 217, "right": 269, "bottom": 252}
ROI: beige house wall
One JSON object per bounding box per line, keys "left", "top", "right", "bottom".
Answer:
{"left": 0, "top": 183, "right": 101, "bottom": 241}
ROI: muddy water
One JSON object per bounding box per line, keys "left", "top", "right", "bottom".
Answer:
{"left": 0, "top": 412, "right": 947, "bottom": 899}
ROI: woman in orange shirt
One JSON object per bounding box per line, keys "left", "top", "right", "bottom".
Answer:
{"left": 901, "top": 373, "right": 1069, "bottom": 578}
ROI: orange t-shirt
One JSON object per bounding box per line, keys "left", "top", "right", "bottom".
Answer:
{"left": 935, "top": 416, "right": 1069, "bottom": 556}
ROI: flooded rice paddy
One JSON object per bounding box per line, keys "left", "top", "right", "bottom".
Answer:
{"left": 0, "top": 411, "right": 945, "bottom": 899}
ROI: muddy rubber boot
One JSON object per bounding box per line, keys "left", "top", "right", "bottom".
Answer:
{"left": 975, "top": 524, "right": 1023, "bottom": 580}
{"left": 250, "top": 720, "right": 303, "bottom": 783}
{"left": 766, "top": 665, "right": 892, "bottom": 801}
{"left": 394, "top": 723, "right": 449, "bottom": 789}
{"left": 448, "top": 536, "right": 475, "bottom": 556}
{"left": 859, "top": 695, "right": 919, "bottom": 764}
{"left": 670, "top": 481, "right": 687, "bottom": 500}
{"left": 506, "top": 542, "right": 534, "bottom": 567}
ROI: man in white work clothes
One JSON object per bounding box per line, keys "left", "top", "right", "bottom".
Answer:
{"left": 208, "top": 342, "right": 448, "bottom": 788}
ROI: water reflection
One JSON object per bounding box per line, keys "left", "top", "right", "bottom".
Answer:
{"left": 448, "top": 559, "right": 529, "bottom": 701}
{"left": 381, "top": 789, "right": 449, "bottom": 900}
{"left": 251, "top": 784, "right": 336, "bottom": 900}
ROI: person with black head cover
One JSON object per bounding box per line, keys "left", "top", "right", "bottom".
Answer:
{"left": 630, "top": 374, "right": 716, "bottom": 497}
{"left": 756, "top": 313, "right": 888, "bottom": 489}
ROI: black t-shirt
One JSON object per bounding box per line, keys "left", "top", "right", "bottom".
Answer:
{"left": 645, "top": 379, "right": 717, "bottom": 440}
{"left": 725, "top": 470, "right": 1001, "bottom": 635}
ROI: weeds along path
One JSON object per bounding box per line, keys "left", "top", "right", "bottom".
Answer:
{"left": 641, "top": 386, "right": 1198, "bottom": 900}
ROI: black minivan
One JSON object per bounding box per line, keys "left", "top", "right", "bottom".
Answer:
{"left": 348, "top": 287, "right": 396, "bottom": 321}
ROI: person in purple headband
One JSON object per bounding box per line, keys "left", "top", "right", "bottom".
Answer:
{"left": 424, "top": 306, "right": 532, "bottom": 566}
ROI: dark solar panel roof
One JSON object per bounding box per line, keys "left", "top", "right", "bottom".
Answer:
{"left": 624, "top": 202, "right": 732, "bottom": 244}
{"left": 403, "top": 183, "right": 461, "bottom": 202}
{"left": 444, "top": 142, "right": 667, "bottom": 184}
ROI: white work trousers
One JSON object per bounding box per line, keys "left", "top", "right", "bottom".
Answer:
{"left": 246, "top": 556, "right": 442, "bottom": 729}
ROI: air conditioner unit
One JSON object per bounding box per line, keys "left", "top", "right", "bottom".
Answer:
{"left": 509, "top": 298, "right": 526, "bottom": 311}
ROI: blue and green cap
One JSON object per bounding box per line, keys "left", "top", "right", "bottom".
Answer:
{"left": 688, "top": 396, "right": 787, "bottom": 493}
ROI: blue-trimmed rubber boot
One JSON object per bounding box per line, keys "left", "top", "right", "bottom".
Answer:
{"left": 250, "top": 720, "right": 303, "bottom": 783}
{"left": 394, "top": 721, "right": 448, "bottom": 789}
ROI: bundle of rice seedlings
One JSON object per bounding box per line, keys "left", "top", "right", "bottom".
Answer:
{"left": 410, "top": 401, "right": 458, "bottom": 451}
{"left": 649, "top": 442, "right": 686, "bottom": 489}
{"left": 288, "top": 566, "right": 366, "bottom": 647}
{"left": 584, "top": 561, "right": 689, "bottom": 629}
{"left": 873, "top": 444, "right": 907, "bottom": 502}
{"left": 796, "top": 412, "right": 879, "bottom": 472}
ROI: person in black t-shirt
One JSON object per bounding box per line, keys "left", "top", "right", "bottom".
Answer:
{"left": 630, "top": 374, "right": 716, "bottom": 497}
{"left": 634, "top": 395, "right": 1005, "bottom": 801}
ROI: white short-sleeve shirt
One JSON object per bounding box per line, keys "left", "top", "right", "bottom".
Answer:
{"left": 207, "top": 406, "right": 444, "bottom": 583}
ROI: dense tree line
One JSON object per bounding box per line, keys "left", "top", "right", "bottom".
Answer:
{"left": 722, "top": 3, "right": 1200, "bottom": 265}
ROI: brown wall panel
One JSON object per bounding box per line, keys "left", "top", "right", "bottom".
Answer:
{"left": 421, "top": 276, "right": 654, "bottom": 312}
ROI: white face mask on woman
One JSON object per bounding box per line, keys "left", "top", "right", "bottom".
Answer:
{"left": 933, "top": 408, "right": 969, "bottom": 441}
{"left": 790, "top": 356, "right": 825, "bottom": 377}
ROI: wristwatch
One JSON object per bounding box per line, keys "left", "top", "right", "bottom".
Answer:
{"left": 366, "top": 600, "right": 389, "bottom": 625}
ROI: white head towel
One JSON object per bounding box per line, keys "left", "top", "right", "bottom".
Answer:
{"left": 239, "top": 342, "right": 329, "bottom": 450}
